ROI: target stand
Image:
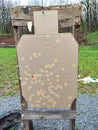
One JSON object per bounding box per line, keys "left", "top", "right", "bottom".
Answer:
{"left": 16, "top": 10, "right": 78, "bottom": 130}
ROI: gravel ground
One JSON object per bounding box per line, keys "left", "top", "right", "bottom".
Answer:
{"left": 0, "top": 94, "right": 98, "bottom": 130}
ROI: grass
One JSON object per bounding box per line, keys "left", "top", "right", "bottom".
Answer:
{"left": 0, "top": 45, "right": 98, "bottom": 96}
{"left": 84, "top": 31, "right": 98, "bottom": 45}
{"left": 78, "top": 45, "right": 98, "bottom": 94}
{"left": 79, "top": 45, "right": 98, "bottom": 78}
{"left": 0, "top": 34, "right": 13, "bottom": 36}
{"left": 0, "top": 48, "right": 19, "bottom": 97}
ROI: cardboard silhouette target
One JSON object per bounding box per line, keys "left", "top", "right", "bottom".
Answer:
{"left": 17, "top": 10, "right": 78, "bottom": 108}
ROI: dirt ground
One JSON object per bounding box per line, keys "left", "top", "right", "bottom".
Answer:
{"left": 0, "top": 33, "right": 85, "bottom": 47}
{"left": 0, "top": 35, "right": 15, "bottom": 47}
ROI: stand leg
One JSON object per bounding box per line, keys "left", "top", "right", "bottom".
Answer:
{"left": 70, "top": 99, "right": 76, "bottom": 130}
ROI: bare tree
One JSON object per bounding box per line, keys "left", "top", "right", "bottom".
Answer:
{"left": 81, "top": 0, "right": 98, "bottom": 31}
{"left": 0, "top": 0, "right": 13, "bottom": 34}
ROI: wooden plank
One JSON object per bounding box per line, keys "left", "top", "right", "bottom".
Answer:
{"left": 12, "top": 17, "right": 80, "bottom": 27}
{"left": 12, "top": 20, "right": 32, "bottom": 26}
{"left": 22, "top": 110, "right": 76, "bottom": 120}
{"left": 11, "top": 6, "right": 41, "bottom": 20}
{"left": 11, "top": 5, "right": 81, "bottom": 20}
{"left": 58, "top": 5, "right": 81, "bottom": 21}
{"left": 11, "top": 4, "right": 82, "bottom": 27}
{"left": 60, "top": 17, "right": 81, "bottom": 28}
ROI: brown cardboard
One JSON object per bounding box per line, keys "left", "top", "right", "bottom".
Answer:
{"left": 17, "top": 33, "right": 78, "bottom": 108}
{"left": 34, "top": 10, "right": 58, "bottom": 34}
{"left": 17, "top": 10, "right": 78, "bottom": 108}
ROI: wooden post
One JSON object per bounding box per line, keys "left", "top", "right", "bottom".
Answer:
{"left": 17, "top": 56, "right": 34, "bottom": 130}
{"left": 72, "top": 25, "right": 75, "bottom": 37}
{"left": 19, "top": 82, "right": 34, "bottom": 130}
{"left": 74, "top": 25, "right": 80, "bottom": 41}
{"left": 21, "top": 99, "right": 34, "bottom": 130}
{"left": 21, "top": 97, "right": 30, "bottom": 130}
{"left": 13, "top": 26, "right": 22, "bottom": 45}
{"left": 70, "top": 99, "right": 76, "bottom": 130}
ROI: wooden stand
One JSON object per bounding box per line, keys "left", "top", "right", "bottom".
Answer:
{"left": 21, "top": 98, "right": 76, "bottom": 130}
{"left": 11, "top": 6, "right": 80, "bottom": 130}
